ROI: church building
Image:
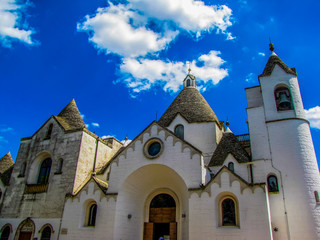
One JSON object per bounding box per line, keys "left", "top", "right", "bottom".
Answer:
{"left": 0, "top": 46, "right": 320, "bottom": 240}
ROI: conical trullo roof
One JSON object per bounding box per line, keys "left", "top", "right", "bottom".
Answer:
{"left": 158, "top": 87, "right": 220, "bottom": 127}
{"left": 55, "top": 99, "right": 86, "bottom": 130}
{"left": 259, "top": 53, "right": 297, "bottom": 77}
{"left": 0, "top": 152, "right": 14, "bottom": 174}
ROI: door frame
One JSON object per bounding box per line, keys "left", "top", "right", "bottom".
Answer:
{"left": 144, "top": 188, "right": 180, "bottom": 240}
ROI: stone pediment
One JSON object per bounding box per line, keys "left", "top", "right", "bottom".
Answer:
{"left": 97, "top": 121, "right": 203, "bottom": 175}
{"left": 189, "top": 166, "right": 265, "bottom": 197}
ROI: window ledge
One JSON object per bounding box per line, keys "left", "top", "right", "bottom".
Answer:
{"left": 218, "top": 225, "right": 240, "bottom": 229}
{"left": 54, "top": 171, "right": 62, "bottom": 175}
{"left": 25, "top": 183, "right": 48, "bottom": 194}
{"left": 17, "top": 174, "right": 25, "bottom": 178}
{"left": 269, "top": 191, "right": 280, "bottom": 194}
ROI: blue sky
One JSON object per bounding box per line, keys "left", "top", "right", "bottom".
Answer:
{"left": 1, "top": 0, "right": 320, "bottom": 167}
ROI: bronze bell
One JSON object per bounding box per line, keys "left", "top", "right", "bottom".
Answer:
{"left": 279, "top": 92, "right": 291, "bottom": 109}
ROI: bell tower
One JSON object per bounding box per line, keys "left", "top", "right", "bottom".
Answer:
{"left": 246, "top": 44, "right": 320, "bottom": 239}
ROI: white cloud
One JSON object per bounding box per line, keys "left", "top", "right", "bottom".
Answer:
{"left": 85, "top": 124, "right": 89, "bottom": 128}
{"left": 0, "top": 0, "right": 34, "bottom": 47}
{"left": 245, "top": 73, "right": 254, "bottom": 82}
{"left": 258, "top": 52, "right": 265, "bottom": 57}
{"left": 0, "top": 136, "right": 8, "bottom": 143}
{"left": 78, "top": 3, "right": 178, "bottom": 58}
{"left": 305, "top": 106, "right": 320, "bottom": 129}
{"left": 78, "top": 1, "right": 233, "bottom": 57}
{"left": 120, "top": 50, "right": 228, "bottom": 94}
{"left": 102, "top": 135, "right": 114, "bottom": 139}
{"left": 92, "top": 122, "right": 100, "bottom": 127}
{"left": 129, "top": 0, "right": 232, "bottom": 35}
{"left": 0, "top": 127, "right": 13, "bottom": 133}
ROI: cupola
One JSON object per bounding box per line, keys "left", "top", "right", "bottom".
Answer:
{"left": 183, "top": 68, "right": 197, "bottom": 88}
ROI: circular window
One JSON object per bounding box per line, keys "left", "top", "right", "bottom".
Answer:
{"left": 144, "top": 138, "right": 163, "bottom": 159}
{"left": 148, "top": 142, "right": 161, "bottom": 156}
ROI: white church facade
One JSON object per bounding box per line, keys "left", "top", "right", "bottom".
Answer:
{"left": 0, "top": 47, "right": 320, "bottom": 240}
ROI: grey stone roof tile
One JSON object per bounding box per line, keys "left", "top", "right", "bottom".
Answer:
{"left": 0, "top": 152, "right": 14, "bottom": 174}
{"left": 56, "top": 99, "right": 86, "bottom": 130}
{"left": 158, "top": 87, "right": 220, "bottom": 127}
{"left": 208, "top": 132, "right": 250, "bottom": 166}
{"left": 259, "top": 54, "right": 297, "bottom": 78}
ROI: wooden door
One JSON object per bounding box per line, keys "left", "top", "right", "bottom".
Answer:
{"left": 143, "top": 222, "right": 153, "bottom": 240}
{"left": 18, "top": 232, "right": 32, "bottom": 240}
{"left": 170, "top": 222, "right": 177, "bottom": 240}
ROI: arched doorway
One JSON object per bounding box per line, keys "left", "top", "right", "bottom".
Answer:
{"left": 144, "top": 193, "right": 177, "bottom": 240}
{"left": 14, "top": 218, "right": 35, "bottom": 240}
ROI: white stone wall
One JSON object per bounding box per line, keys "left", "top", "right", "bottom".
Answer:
{"left": 259, "top": 65, "right": 304, "bottom": 121}
{"left": 60, "top": 182, "right": 117, "bottom": 240}
{"left": 107, "top": 123, "right": 204, "bottom": 240}
{"left": 267, "top": 120, "right": 320, "bottom": 239}
{"left": 167, "top": 114, "right": 220, "bottom": 165}
{"left": 246, "top": 63, "right": 320, "bottom": 239}
{"left": 188, "top": 172, "right": 270, "bottom": 240}
{"left": 211, "top": 154, "right": 251, "bottom": 183}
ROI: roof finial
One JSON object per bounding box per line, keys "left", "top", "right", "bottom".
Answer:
{"left": 187, "top": 61, "right": 191, "bottom": 74}
{"left": 269, "top": 38, "right": 274, "bottom": 52}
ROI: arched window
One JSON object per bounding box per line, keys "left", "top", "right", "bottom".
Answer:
{"left": 187, "top": 79, "right": 191, "bottom": 87}
{"left": 221, "top": 198, "right": 236, "bottom": 226}
{"left": 55, "top": 158, "right": 63, "bottom": 174}
{"left": 0, "top": 226, "right": 10, "bottom": 240}
{"left": 267, "top": 175, "right": 279, "bottom": 192}
{"left": 174, "top": 125, "right": 184, "bottom": 140}
{"left": 37, "top": 158, "right": 52, "bottom": 184}
{"left": 228, "top": 162, "right": 234, "bottom": 172}
{"left": 88, "top": 203, "right": 97, "bottom": 226}
{"left": 274, "top": 87, "right": 293, "bottom": 111}
{"left": 46, "top": 124, "right": 53, "bottom": 139}
{"left": 19, "top": 162, "right": 26, "bottom": 177}
{"left": 314, "top": 191, "right": 320, "bottom": 204}
{"left": 40, "top": 226, "right": 51, "bottom": 240}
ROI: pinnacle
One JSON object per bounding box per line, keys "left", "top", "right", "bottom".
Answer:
{"left": 57, "top": 99, "right": 86, "bottom": 129}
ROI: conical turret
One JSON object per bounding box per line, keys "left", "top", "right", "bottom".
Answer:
{"left": 55, "top": 99, "right": 86, "bottom": 130}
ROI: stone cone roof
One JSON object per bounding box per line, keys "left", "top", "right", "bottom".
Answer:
{"left": 259, "top": 53, "right": 297, "bottom": 77}
{"left": 0, "top": 152, "right": 14, "bottom": 186}
{"left": 0, "top": 152, "right": 14, "bottom": 174}
{"left": 208, "top": 132, "right": 250, "bottom": 166}
{"left": 55, "top": 99, "right": 86, "bottom": 130}
{"left": 158, "top": 87, "right": 220, "bottom": 127}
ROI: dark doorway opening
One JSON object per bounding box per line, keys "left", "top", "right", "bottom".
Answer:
{"left": 153, "top": 223, "right": 170, "bottom": 240}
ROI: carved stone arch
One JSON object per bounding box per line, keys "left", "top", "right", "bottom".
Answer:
{"left": 0, "top": 223, "right": 13, "bottom": 233}
{"left": 27, "top": 152, "right": 53, "bottom": 184}
{"left": 144, "top": 188, "right": 180, "bottom": 223}
{"left": 14, "top": 218, "right": 35, "bottom": 240}
{"left": 0, "top": 224, "right": 12, "bottom": 240}
{"left": 82, "top": 199, "right": 98, "bottom": 227}
{"left": 38, "top": 224, "right": 54, "bottom": 234}
{"left": 215, "top": 192, "right": 240, "bottom": 227}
